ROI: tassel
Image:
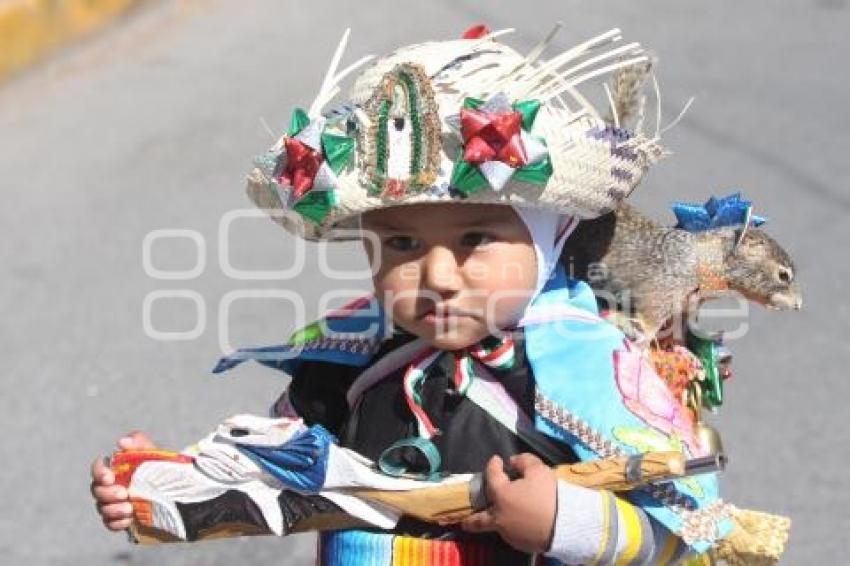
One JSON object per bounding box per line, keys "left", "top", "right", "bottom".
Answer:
{"left": 709, "top": 507, "right": 791, "bottom": 565}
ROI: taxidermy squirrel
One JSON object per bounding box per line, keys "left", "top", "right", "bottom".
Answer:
{"left": 568, "top": 62, "right": 802, "bottom": 338}
{"left": 563, "top": 202, "right": 802, "bottom": 338}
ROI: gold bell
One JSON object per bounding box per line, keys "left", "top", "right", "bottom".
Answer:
{"left": 690, "top": 384, "right": 726, "bottom": 460}
{"left": 696, "top": 420, "right": 725, "bottom": 460}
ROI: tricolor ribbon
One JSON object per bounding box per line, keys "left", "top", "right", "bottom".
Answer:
{"left": 270, "top": 108, "right": 354, "bottom": 224}
{"left": 402, "top": 335, "right": 516, "bottom": 439}
{"left": 449, "top": 93, "right": 552, "bottom": 194}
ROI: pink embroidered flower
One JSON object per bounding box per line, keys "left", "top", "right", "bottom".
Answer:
{"left": 613, "top": 340, "right": 703, "bottom": 456}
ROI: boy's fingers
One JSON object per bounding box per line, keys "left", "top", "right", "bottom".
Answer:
{"left": 98, "top": 502, "right": 134, "bottom": 521}
{"left": 117, "top": 430, "right": 156, "bottom": 451}
{"left": 484, "top": 455, "right": 510, "bottom": 505}
{"left": 105, "top": 518, "right": 134, "bottom": 532}
{"left": 460, "top": 509, "right": 497, "bottom": 533}
{"left": 90, "top": 456, "right": 114, "bottom": 485}
{"left": 92, "top": 483, "right": 128, "bottom": 504}
{"left": 509, "top": 453, "right": 545, "bottom": 476}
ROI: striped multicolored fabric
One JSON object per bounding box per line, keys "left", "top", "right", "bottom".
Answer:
{"left": 318, "top": 530, "right": 540, "bottom": 566}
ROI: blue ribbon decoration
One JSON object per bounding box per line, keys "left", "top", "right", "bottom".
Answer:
{"left": 377, "top": 437, "right": 443, "bottom": 482}
{"left": 236, "top": 425, "right": 335, "bottom": 493}
{"left": 672, "top": 192, "right": 767, "bottom": 232}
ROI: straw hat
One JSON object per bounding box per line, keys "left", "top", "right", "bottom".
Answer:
{"left": 246, "top": 25, "right": 666, "bottom": 240}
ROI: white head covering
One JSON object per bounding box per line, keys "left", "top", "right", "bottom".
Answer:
{"left": 511, "top": 206, "right": 578, "bottom": 299}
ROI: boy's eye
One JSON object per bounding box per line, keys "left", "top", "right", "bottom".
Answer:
{"left": 384, "top": 236, "right": 421, "bottom": 252}
{"left": 460, "top": 232, "right": 496, "bottom": 248}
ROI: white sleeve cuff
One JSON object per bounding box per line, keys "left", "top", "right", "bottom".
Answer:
{"left": 546, "top": 480, "right": 612, "bottom": 564}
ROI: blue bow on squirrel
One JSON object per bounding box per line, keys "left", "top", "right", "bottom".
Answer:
{"left": 672, "top": 192, "right": 766, "bottom": 232}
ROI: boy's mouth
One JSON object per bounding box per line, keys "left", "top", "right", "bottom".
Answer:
{"left": 417, "top": 304, "right": 481, "bottom": 324}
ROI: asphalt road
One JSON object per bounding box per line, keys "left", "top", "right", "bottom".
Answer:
{"left": 1, "top": 1, "right": 848, "bottom": 563}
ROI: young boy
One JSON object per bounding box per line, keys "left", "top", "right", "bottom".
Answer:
{"left": 91, "top": 26, "right": 730, "bottom": 564}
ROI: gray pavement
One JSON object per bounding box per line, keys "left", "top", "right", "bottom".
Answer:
{"left": 1, "top": 0, "right": 848, "bottom": 563}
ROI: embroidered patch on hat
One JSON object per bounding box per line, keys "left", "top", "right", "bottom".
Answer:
{"left": 358, "top": 63, "right": 441, "bottom": 198}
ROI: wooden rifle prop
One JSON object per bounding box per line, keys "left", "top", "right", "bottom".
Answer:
{"left": 110, "top": 416, "right": 787, "bottom": 563}
{"left": 110, "top": 443, "right": 719, "bottom": 543}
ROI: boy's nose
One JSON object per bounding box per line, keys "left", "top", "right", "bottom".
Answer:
{"left": 421, "top": 247, "right": 463, "bottom": 294}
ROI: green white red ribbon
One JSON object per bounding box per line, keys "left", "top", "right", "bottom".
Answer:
{"left": 403, "top": 335, "right": 516, "bottom": 439}
{"left": 449, "top": 93, "right": 553, "bottom": 195}
{"left": 273, "top": 108, "right": 354, "bottom": 224}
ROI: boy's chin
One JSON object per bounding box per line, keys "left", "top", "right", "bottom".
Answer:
{"left": 420, "top": 329, "right": 486, "bottom": 351}
{"left": 393, "top": 318, "right": 491, "bottom": 350}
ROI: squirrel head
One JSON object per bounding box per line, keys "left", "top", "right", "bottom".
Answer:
{"left": 718, "top": 228, "right": 802, "bottom": 310}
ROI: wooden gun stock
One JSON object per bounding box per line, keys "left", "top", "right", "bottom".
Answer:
{"left": 353, "top": 451, "right": 688, "bottom": 524}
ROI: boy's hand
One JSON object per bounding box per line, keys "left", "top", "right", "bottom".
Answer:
{"left": 90, "top": 431, "right": 156, "bottom": 531}
{"left": 461, "top": 453, "right": 557, "bottom": 554}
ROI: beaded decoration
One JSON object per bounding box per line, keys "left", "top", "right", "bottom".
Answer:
{"left": 359, "top": 63, "right": 441, "bottom": 198}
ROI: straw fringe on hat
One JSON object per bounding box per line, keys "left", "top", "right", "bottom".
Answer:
{"left": 246, "top": 26, "right": 667, "bottom": 240}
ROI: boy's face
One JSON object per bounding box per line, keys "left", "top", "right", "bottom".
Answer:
{"left": 362, "top": 203, "right": 537, "bottom": 350}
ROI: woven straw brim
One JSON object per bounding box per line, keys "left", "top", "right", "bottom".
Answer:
{"left": 246, "top": 36, "right": 665, "bottom": 240}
